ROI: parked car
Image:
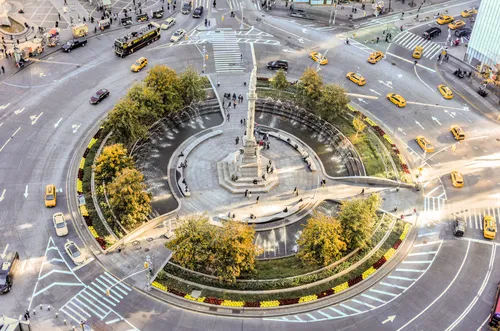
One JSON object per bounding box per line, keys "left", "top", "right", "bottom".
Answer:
{"left": 0, "top": 252, "right": 19, "bottom": 294}
{"left": 193, "top": 6, "right": 204, "bottom": 18}
{"left": 61, "top": 38, "right": 87, "bottom": 52}
{"left": 267, "top": 60, "right": 288, "bottom": 70}
{"left": 89, "top": 88, "right": 110, "bottom": 104}
{"left": 64, "top": 240, "right": 86, "bottom": 265}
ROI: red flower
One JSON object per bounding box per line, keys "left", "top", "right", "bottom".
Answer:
{"left": 244, "top": 301, "right": 259, "bottom": 307}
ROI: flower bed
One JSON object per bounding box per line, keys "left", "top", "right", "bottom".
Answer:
{"left": 153, "top": 223, "right": 412, "bottom": 307}
{"left": 347, "top": 104, "right": 411, "bottom": 182}
{"left": 76, "top": 127, "right": 111, "bottom": 250}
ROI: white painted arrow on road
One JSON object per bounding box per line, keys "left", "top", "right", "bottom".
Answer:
{"left": 302, "top": 28, "right": 308, "bottom": 34}
{"left": 432, "top": 116, "right": 442, "bottom": 126}
{"left": 1, "top": 244, "right": 8, "bottom": 259}
{"left": 72, "top": 124, "right": 81, "bottom": 133}
{"left": 382, "top": 316, "right": 396, "bottom": 324}
{"left": 378, "top": 80, "right": 393, "bottom": 88}
{"left": 0, "top": 103, "right": 10, "bottom": 110}
{"left": 358, "top": 98, "right": 368, "bottom": 104}
{"left": 369, "top": 89, "right": 381, "bottom": 96}
{"left": 298, "top": 38, "right": 304, "bottom": 44}
{"left": 283, "top": 49, "right": 297, "bottom": 53}
{"left": 415, "top": 121, "right": 425, "bottom": 129}
{"left": 0, "top": 189, "right": 5, "bottom": 202}
{"left": 397, "top": 74, "right": 403, "bottom": 78}
{"left": 14, "top": 107, "right": 25, "bottom": 115}
{"left": 397, "top": 127, "right": 407, "bottom": 135}
{"left": 444, "top": 110, "right": 455, "bottom": 118}
{"left": 24, "top": 185, "right": 28, "bottom": 198}
{"left": 54, "top": 118, "right": 63, "bottom": 128}
{"left": 30, "top": 112, "right": 43, "bottom": 125}
{"left": 463, "top": 105, "right": 469, "bottom": 111}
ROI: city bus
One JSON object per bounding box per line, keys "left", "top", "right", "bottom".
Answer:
{"left": 489, "top": 282, "right": 500, "bottom": 329}
{"left": 114, "top": 22, "right": 161, "bottom": 58}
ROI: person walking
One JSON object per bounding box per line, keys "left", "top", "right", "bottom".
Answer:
{"left": 266, "top": 164, "right": 270, "bottom": 173}
{"left": 270, "top": 167, "right": 274, "bottom": 174}
{"left": 232, "top": 93, "right": 236, "bottom": 101}
{"left": 244, "top": 189, "right": 249, "bottom": 197}
{"left": 293, "top": 187, "right": 297, "bottom": 195}
{"left": 248, "top": 191, "right": 252, "bottom": 199}
{"left": 233, "top": 100, "right": 236, "bottom": 109}
{"left": 256, "top": 196, "right": 260, "bottom": 204}
{"left": 1, "top": 66, "right": 4, "bottom": 74}
{"left": 235, "top": 136, "right": 239, "bottom": 145}
{"left": 261, "top": 173, "right": 267, "bottom": 181}
{"left": 240, "top": 119, "right": 243, "bottom": 125}
{"left": 227, "top": 112, "right": 230, "bottom": 121}
{"left": 227, "top": 101, "right": 231, "bottom": 108}
{"left": 376, "top": 36, "right": 379, "bottom": 43}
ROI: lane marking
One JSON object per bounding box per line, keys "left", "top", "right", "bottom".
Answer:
{"left": 386, "top": 52, "right": 436, "bottom": 73}
{"left": 417, "top": 232, "right": 439, "bottom": 238}
{"left": 262, "top": 21, "right": 311, "bottom": 41}
{"left": 361, "top": 293, "right": 386, "bottom": 303}
{"left": 387, "top": 276, "right": 416, "bottom": 281}
{"left": 408, "top": 251, "right": 437, "bottom": 255}
{"left": 339, "top": 303, "right": 363, "bottom": 313}
{"left": 0, "top": 127, "right": 21, "bottom": 152}
{"left": 402, "top": 260, "right": 432, "bottom": 264}
{"left": 351, "top": 299, "right": 376, "bottom": 309}
{"left": 1, "top": 244, "right": 8, "bottom": 258}
{"left": 414, "top": 240, "right": 442, "bottom": 247}
{"left": 72, "top": 257, "right": 94, "bottom": 272}
{"left": 328, "top": 307, "right": 347, "bottom": 316}
{"left": 369, "top": 289, "right": 398, "bottom": 297}
{"left": 414, "top": 65, "right": 435, "bottom": 93}
{"left": 394, "top": 268, "right": 424, "bottom": 273}
{"left": 317, "top": 310, "right": 333, "bottom": 318}
{"left": 397, "top": 240, "right": 471, "bottom": 330}
{"left": 380, "top": 282, "right": 408, "bottom": 290}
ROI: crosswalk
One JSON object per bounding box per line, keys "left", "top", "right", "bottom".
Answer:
{"left": 451, "top": 205, "right": 500, "bottom": 230}
{"left": 60, "top": 272, "right": 137, "bottom": 329}
{"left": 227, "top": 0, "right": 243, "bottom": 10}
{"left": 391, "top": 31, "right": 443, "bottom": 60}
{"left": 211, "top": 31, "right": 245, "bottom": 73}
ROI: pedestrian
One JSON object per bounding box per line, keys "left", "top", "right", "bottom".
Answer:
{"left": 262, "top": 173, "right": 266, "bottom": 181}
{"left": 256, "top": 196, "right": 260, "bottom": 204}
{"left": 376, "top": 36, "right": 379, "bottom": 43}
{"left": 232, "top": 93, "right": 236, "bottom": 100}
{"left": 401, "top": 12, "right": 404, "bottom": 18}
{"left": 293, "top": 187, "right": 297, "bottom": 195}
{"left": 64, "top": 0, "right": 67, "bottom": 5}
{"left": 266, "top": 164, "right": 270, "bottom": 173}
{"left": 243, "top": 118, "right": 246, "bottom": 125}
{"left": 58, "top": 13, "right": 61, "bottom": 20}
{"left": 418, "top": 5, "right": 421, "bottom": 12}
{"left": 208, "top": 20, "right": 210, "bottom": 26}
{"left": 270, "top": 167, "right": 274, "bottom": 174}
{"left": 95, "top": 26, "right": 97, "bottom": 33}
{"left": 204, "top": 18, "right": 207, "bottom": 26}
{"left": 295, "top": 188, "right": 299, "bottom": 196}
{"left": 266, "top": 142, "right": 270, "bottom": 150}
{"left": 285, "top": 0, "right": 288, "bottom": 7}
{"left": 110, "top": 17, "right": 113, "bottom": 24}
{"left": 361, "top": 188, "right": 365, "bottom": 195}
{"left": 400, "top": 25, "right": 403, "bottom": 31}
{"left": 438, "top": 53, "right": 442, "bottom": 61}
{"left": 268, "top": 160, "right": 272, "bottom": 166}
{"left": 414, "top": 60, "right": 418, "bottom": 66}
{"left": 227, "top": 112, "right": 230, "bottom": 121}
{"left": 245, "top": 189, "right": 249, "bottom": 197}
{"left": 240, "top": 119, "right": 243, "bottom": 125}
{"left": 248, "top": 191, "right": 252, "bottom": 198}
{"left": 235, "top": 136, "right": 239, "bottom": 144}
{"left": 25, "top": 310, "right": 30, "bottom": 320}
{"left": 233, "top": 101, "right": 236, "bottom": 109}
{"left": 227, "top": 101, "right": 231, "bottom": 108}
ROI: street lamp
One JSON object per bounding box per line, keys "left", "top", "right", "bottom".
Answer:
{"left": 329, "top": 0, "right": 337, "bottom": 26}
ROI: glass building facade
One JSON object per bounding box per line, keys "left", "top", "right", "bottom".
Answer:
{"left": 465, "top": 0, "right": 500, "bottom": 66}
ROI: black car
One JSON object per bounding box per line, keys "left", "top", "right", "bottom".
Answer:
{"left": 455, "top": 28, "right": 472, "bottom": 38}
{"left": 193, "top": 6, "right": 203, "bottom": 18}
{"left": 0, "top": 252, "right": 19, "bottom": 294}
{"left": 267, "top": 60, "right": 288, "bottom": 71}
{"left": 61, "top": 38, "right": 87, "bottom": 52}
{"left": 290, "top": 10, "right": 309, "bottom": 19}
{"left": 453, "top": 217, "right": 466, "bottom": 237}
{"left": 423, "top": 27, "right": 441, "bottom": 40}
{"left": 90, "top": 89, "right": 110, "bottom": 104}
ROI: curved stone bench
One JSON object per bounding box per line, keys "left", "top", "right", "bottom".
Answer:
{"left": 264, "top": 131, "right": 318, "bottom": 172}
{"left": 176, "top": 129, "right": 223, "bottom": 197}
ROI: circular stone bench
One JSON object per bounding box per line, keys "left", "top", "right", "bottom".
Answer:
{"left": 263, "top": 131, "right": 318, "bottom": 172}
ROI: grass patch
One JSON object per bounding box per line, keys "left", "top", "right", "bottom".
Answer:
{"left": 158, "top": 219, "right": 406, "bottom": 301}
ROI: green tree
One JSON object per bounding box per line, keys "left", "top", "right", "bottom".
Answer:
{"left": 338, "top": 194, "right": 381, "bottom": 250}
{"left": 213, "top": 221, "right": 261, "bottom": 283}
{"left": 317, "top": 84, "right": 350, "bottom": 122}
{"left": 296, "top": 67, "right": 323, "bottom": 109}
{"left": 144, "top": 65, "right": 183, "bottom": 117}
{"left": 127, "top": 83, "right": 163, "bottom": 126}
{"left": 179, "top": 66, "right": 206, "bottom": 105}
{"left": 297, "top": 212, "right": 347, "bottom": 266}
{"left": 353, "top": 115, "right": 367, "bottom": 138}
{"left": 270, "top": 69, "right": 289, "bottom": 95}
{"left": 166, "top": 216, "right": 216, "bottom": 272}
{"left": 94, "top": 144, "right": 134, "bottom": 184}
{"left": 107, "top": 168, "right": 151, "bottom": 231}
{"left": 104, "top": 97, "right": 148, "bottom": 148}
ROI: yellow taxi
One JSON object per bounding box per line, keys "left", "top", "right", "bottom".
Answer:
{"left": 437, "top": 84, "right": 453, "bottom": 99}
{"left": 309, "top": 52, "right": 328, "bottom": 65}
{"left": 448, "top": 20, "right": 466, "bottom": 30}
{"left": 436, "top": 15, "right": 454, "bottom": 24}
{"left": 368, "top": 51, "right": 384, "bottom": 64}
{"left": 461, "top": 8, "right": 477, "bottom": 18}
{"left": 45, "top": 184, "right": 57, "bottom": 207}
{"left": 130, "top": 57, "right": 148, "bottom": 72}
{"left": 450, "top": 125, "right": 465, "bottom": 140}
{"left": 450, "top": 171, "right": 464, "bottom": 188}
{"left": 484, "top": 215, "right": 497, "bottom": 240}
{"left": 346, "top": 72, "right": 366, "bottom": 86}
{"left": 413, "top": 45, "right": 423, "bottom": 59}
{"left": 386, "top": 93, "right": 406, "bottom": 108}
{"left": 416, "top": 135, "right": 435, "bottom": 153}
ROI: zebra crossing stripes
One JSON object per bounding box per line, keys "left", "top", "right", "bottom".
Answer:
{"left": 60, "top": 272, "right": 135, "bottom": 328}
{"left": 210, "top": 32, "right": 245, "bottom": 73}
{"left": 227, "top": 0, "right": 242, "bottom": 10}
{"left": 453, "top": 206, "right": 500, "bottom": 230}
{"left": 392, "top": 31, "right": 443, "bottom": 60}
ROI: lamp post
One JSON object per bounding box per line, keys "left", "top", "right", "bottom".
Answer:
{"left": 329, "top": 0, "right": 337, "bottom": 26}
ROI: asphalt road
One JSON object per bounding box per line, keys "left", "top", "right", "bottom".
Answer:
{"left": 1, "top": 0, "right": 500, "bottom": 330}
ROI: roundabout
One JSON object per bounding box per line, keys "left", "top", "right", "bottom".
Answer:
{"left": 1, "top": 0, "right": 500, "bottom": 330}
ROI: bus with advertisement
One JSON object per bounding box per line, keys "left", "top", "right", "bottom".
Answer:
{"left": 114, "top": 22, "right": 160, "bottom": 58}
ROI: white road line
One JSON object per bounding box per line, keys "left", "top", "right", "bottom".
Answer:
{"left": 397, "top": 240, "right": 471, "bottom": 331}
{"left": 408, "top": 251, "right": 437, "bottom": 256}
{"left": 294, "top": 315, "right": 304, "bottom": 322}
{"left": 361, "top": 293, "right": 386, "bottom": 303}
{"left": 99, "top": 275, "right": 128, "bottom": 295}
{"left": 59, "top": 308, "right": 80, "bottom": 324}
{"left": 317, "top": 310, "right": 333, "bottom": 318}
{"left": 73, "top": 297, "right": 104, "bottom": 319}
{"left": 0, "top": 127, "right": 21, "bottom": 152}
{"left": 387, "top": 276, "right": 416, "bottom": 281}
{"left": 328, "top": 307, "right": 347, "bottom": 316}
{"left": 379, "top": 282, "right": 408, "bottom": 290}
{"left": 369, "top": 289, "right": 398, "bottom": 297}
{"left": 414, "top": 240, "right": 442, "bottom": 247}
{"left": 306, "top": 313, "right": 317, "bottom": 320}
{"left": 417, "top": 232, "right": 439, "bottom": 238}
{"left": 386, "top": 52, "right": 436, "bottom": 73}
{"left": 63, "top": 303, "right": 88, "bottom": 321}
{"left": 351, "top": 299, "right": 376, "bottom": 309}
{"left": 81, "top": 290, "right": 113, "bottom": 310}
{"left": 87, "top": 286, "right": 116, "bottom": 306}
{"left": 395, "top": 268, "right": 424, "bottom": 273}
{"left": 92, "top": 282, "right": 121, "bottom": 301}
{"left": 1, "top": 244, "right": 8, "bottom": 258}
{"left": 340, "top": 303, "right": 363, "bottom": 313}
{"left": 402, "top": 260, "right": 432, "bottom": 264}
{"left": 78, "top": 294, "right": 107, "bottom": 315}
